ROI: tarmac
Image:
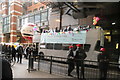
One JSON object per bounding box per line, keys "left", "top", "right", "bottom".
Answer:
{"left": 12, "top": 58, "right": 70, "bottom": 79}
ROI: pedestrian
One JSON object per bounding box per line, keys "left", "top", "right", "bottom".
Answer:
{"left": 25, "top": 45, "right": 30, "bottom": 59}
{"left": 32, "top": 45, "right": 38, "bottom": 61}
{"left": 97, "top": 48, "right": 109, "bottom": 80}
{"left": 23, "top": 45, "right": 27, "bottom": 59}
{"left": 67, "top": 25, "right": 73, "bottom": 31}
{"left": 17, "top": 45, "right": 24, "bottom": 64}
{"left": 1, "top": 44, "right": 6, "bottom": 54}
{"left": 74, "top": 44, "right": 87, "bottom": 79}
{"left": 11, "top": 45, "right": 16, "bottom": 62}
{"left": 4, "top": 45, "right": 8, "bottom": 54}
{"left": 0, "top": 57, "right": 13, "bottom": 80}
{"left": 7, "top": 45, "right": 11, "bottom": 55}
{"left": 64, "top": 26, "right": 68, "bottom": 32}
{"left": 28, "top": 45, "right": 33, "bottom": 59}
{"left": 67, "top": 45, "right": 75, "bottom": 77}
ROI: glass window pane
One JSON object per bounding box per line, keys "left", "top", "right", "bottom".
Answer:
{"left": 54, "top": 44, "right": 62, "bottom": 50}
{"left": 62, "top": 44, "right": 70, "bottom": 50}
{"left": 35, "top": 14, "right": 40, "bottom": 23}
{"left": 46, "top": 43, "right": 53, "bottom": 49}
{"left": 41, "top": 12, "right": 47, "bottom": 22}
{"left": 28, "top": 16, "right": 34, "bottom": 23}
{"left": 19, "top": 19, "right": 22, "bottom": 26}
{"left": 7, "top": 17, "right": 9, "bottom": 24}
{"left": 22, "top": 18, "right": 25, "bottom": 25}
{"left": 84, "top": 44, "right": 91, "bottom": 52}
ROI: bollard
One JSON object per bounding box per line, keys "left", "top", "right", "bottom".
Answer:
{"left": 28, "top": 54, "right": 31, "bottom": 72}
{"left": 50, "top": 56, "right": 53, "bottom": 74}
{"left": 28, "top": 53, "right": 36, "bottom": 72}
{"left": 38, "top": 55, "right": 40, "bottom": 70}
{"left": 30, "top": 56, "right": 34, "bottom": 69}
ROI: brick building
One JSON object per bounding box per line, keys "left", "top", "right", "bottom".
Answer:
{"left": 0, "top": 0, "right": 46, "bottom": 43}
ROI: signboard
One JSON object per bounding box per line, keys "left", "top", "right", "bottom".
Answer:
{"left": 40, "top": 31, "right": 86, "bottom": 44}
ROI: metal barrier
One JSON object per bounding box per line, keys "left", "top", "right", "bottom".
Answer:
{"left": 30, "top": 55, "right": 120, "bottom": 79}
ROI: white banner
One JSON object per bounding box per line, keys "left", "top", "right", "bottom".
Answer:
{"left": 40, "top": 31, "right": 86, "bottom": 44}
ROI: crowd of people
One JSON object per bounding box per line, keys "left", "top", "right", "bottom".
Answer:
{"left": 0, "top": 44, "right": 39, "bottom": 80}
{"left": 67, "top": 44, "right": 109, "bottom": 80}
{"left": 1, "top": 44, "right": 38, "bottom": 64}
{"left": 42, "top": 25, "right": 91, "bottom": 33}
{"left": 0, "top": 43, "right": 109, "bottom": 80}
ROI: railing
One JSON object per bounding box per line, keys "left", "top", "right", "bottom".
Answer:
{"left": 29, "top": 55, "right": 120, "bottom": 79}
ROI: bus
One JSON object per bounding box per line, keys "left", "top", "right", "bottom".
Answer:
{"left": 39, "top": 27, "right": 104, "bottom": 62}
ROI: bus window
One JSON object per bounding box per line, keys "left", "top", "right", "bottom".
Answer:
{"left": 84, "top": 44, "right": 91, "bottom": 52}
{"left": 54, "top": 43, "right": 62, "bottom": 50}
{"left": 46, "top": 43, "right": 53, "bottom": 49}
{"left": 94, "top": 40, "right": 101, "bottom": 51}
{"left": 62, "top": 44, "right": 70, "bottom": 50}
{"left": 40, "top": 43, "right": 46, "bottom": 49}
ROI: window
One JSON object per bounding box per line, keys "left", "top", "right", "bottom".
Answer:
{"left": 19, "top": 19, "right": 22, "bottom": 27}
{"left": 40, "top": 43, "right": 46, "bottom": 49}
{"left": 34, "top": 0, "right": 39, "bottom": 4}
{"left": 46, "top": 43, "right": 53, "bottom": 49}
{"left": 54, "top": 44, "right": 62, "bottom": 50}
{"left": 2, "top": 16, "right": 10, "bottom": 33}
{"left": 35, "top": 13, "right": 40, "bottom": 23}
{"left": 84, "top": 44, "right": 91, "bottom": 52}
{"left": 28, "top": 15, "right": 34, "bottom": 23}
{"left": 62, "top": 44, "right": 70, "bottom": 50}
{"left": 94, "top": 40, "right": 101, "bottom": 51}
{"left": 39, "top": 6, "right": 44, "bottom": 10}
{"left": 22, "top": 18, "right": 25, "bottom": 25}
{"left": 0, "top": 4, "right": 2, "bottom": 10}
{"left": 41, "top": 11, "right": 48, "bottom": 22}
{"left": 28, "top": 0, "right": 32, "bottom": 7}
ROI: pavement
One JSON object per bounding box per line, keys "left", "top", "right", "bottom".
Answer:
{"left": 12, "top": 58, "right": 70, "bottom": 79}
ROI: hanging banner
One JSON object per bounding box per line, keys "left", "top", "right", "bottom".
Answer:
{"left": 40, "top": 31, "right": 86, "bottom": 44}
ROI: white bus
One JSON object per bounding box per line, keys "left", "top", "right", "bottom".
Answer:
{"left": 39, "top": 28, "right": 104, "bottom": 61}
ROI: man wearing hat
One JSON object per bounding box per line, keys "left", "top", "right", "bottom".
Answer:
{"left": 97, "top": 48, "right": 109, "bottom": 80}
{"left": 74, "top": 44, "right": 87, "bottom": 79}
{"left": 67, "top": 45, "right": 74, "bottom": 77}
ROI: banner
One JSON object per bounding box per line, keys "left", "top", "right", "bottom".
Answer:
{"left": 40, "top": 31, "right": 86, "bottom": 44}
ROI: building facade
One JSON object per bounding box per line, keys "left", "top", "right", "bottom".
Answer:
{"left": 0, "top": 0, "right": 47, "bottom": 43}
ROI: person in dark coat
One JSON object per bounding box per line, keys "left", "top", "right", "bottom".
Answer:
{"left": 4, "top": 45, "right": 8, "bottom": 55}
{"left": 1, "top": 44, "right": 6, "bottom": 54}
{"left": 17, "top": 45, "right": 24, "bottom": 64}
{"left": 25, "top": 45, "right": 30, "bottom": 59}
{"left": 11, "top": 45, "right": 16, "bottom": 62}
{"left": 32, "top": 45, "right": 38, "bottom": 61}
{"left": 0, "top": 58, "right": 13, "bottom": 80}
{"left": 74, "top": 44, "right": 87, "bottom": 79}
{"left": 64, "top": 26, "right": 68, "bottom": 32}
{"left": 7, "top": 45, "right": 11, "bottom": 55}
{"left": 67, "top": 25, "right": 73, "bottom": 31}
{"left": 97, "top": 48, "right": 109, "bottom": 80}
{"left": 67, "top": 45, "right": 75, "bottom": 77}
